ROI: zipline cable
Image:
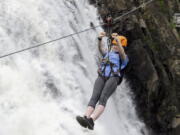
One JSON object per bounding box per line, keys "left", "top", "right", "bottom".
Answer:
{"left": 114, "top": 0, "right": 154, "bottom": 22}
{"left": 0, "top": 0, "right": 154, "bottom": 59}
{"left": 0, "top": 24, "right": 103, "bottom": 59}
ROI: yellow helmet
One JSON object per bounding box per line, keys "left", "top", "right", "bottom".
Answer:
{"left": 112, "top": 35, "right": 128, "bottom": 47}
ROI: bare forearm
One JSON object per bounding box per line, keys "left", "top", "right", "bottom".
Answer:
{"left": 97, "top": 32, "right": 106, "bottom": 55}
{"left": 98, "top": 40, "right": 105, "bottom": 55}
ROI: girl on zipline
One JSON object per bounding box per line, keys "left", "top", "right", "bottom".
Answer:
{"left": 76, "top": 32, "right": 129, "bottom": 130}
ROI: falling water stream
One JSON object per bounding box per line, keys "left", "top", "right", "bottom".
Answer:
{"left": 0, "top": 0, "right": 149, "bottom": 135}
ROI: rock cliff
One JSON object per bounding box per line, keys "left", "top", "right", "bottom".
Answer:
{"left": 90, "top": 0, "right": 180, "bottom": 134}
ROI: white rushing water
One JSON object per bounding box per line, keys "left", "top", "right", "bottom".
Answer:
{"left": 0, "top": 0, "right": 148, "bottom": 135}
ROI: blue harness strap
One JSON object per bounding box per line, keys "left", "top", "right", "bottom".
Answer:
{"left": 98, "top": 51, "right": 129, "bottom": 78}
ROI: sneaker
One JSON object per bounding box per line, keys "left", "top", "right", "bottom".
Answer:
{"left": 76, "top": 116, "right": 95, "bottom": 130}
{"left": 84, "top": 116, "right": 94, "bottom": 130}
{"left": 76, "top": 116, "right": 88, "bottom": 128}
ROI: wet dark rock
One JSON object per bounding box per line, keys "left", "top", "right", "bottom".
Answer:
{"left": 90, "top": 0, "right": 180, "bottom": 134}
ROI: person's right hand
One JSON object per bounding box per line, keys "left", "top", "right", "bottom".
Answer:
{"left": 98, "top": 32, "right": 106, "bottom": 38}
{"left": 111, "top": 33, "right": 118, "bottom": 39}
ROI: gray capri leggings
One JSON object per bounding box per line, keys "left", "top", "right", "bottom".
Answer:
{"left": 88, "top": 76, "right": 121, "bottom": 108}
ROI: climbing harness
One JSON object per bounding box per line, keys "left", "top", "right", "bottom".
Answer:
{"left": 98, "top": 51, "right": 126, "bottom": 85}
{"left": 98, "top": 14, "right": 123, "bottom": 81}
{"left": 98, "top": 12, "right": 130, "bottom": 82}
{"left": 0, "top": 0, "right": 154, "bottom": 59}
{"left": 105, "top": 15, "right": 113, "bottom": 53}
{"left": 98, "top": 14, "right": 114, "bottom": 79}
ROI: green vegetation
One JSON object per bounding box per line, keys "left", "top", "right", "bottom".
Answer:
{"left": 170, "top": 21, "right": 176, "bottom": 29}
{"left": 158, "top": 0, "right": 165, "bottom": 8}
{"left": 158, "top": 0, "right": 169, "bottom": 14}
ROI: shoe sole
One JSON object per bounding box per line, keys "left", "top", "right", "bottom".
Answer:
{"left": 76, "top": 116, "right": 88, "bottom": 128}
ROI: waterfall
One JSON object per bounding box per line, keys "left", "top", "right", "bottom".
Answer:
{"left": 0, "top": 0, "right": 149, "bottom": 135}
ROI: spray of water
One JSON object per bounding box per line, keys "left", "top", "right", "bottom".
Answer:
{"left": 0, "top": 0, "right": 148, "bottom": 135}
